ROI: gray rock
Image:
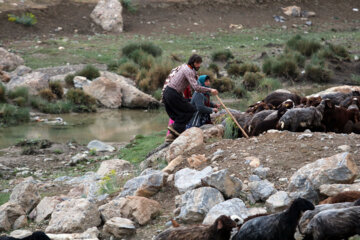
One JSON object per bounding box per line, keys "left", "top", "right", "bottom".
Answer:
{"left": 297, "top": 133, "right": 313, "bottom": 140}
{"left": 9, "top": 65, "right": 32, "bottom": 78}
{"left": 36, "top": 64, "right": 107, "bottom": 77}
{"left": 174, "top": 166, "right": 213, "bottom": 194}
{"left": 10, "top": 230, "right": 32, "bottom": 238}
{"left": 338, "top": 145, "right": 351, "bottom": 152}
{"left": 0, "top": 202, "right": 25, "bottom": 231}
{"left": 90, "top": 0, "right": 123, "bottom": 33}
{"left": 12, "top": 215, "right": 27, "bottom": 230}
{"left": 177, "top": 187, "right": 224, "bottom": 223}
{"left": 96, "top": 159, "right": 132, "bottom": 177}
{"left": 265, "top": 191, "right": 291, "bottom": 212}
{"left": 7, "top": 72, "right": 49, "bottom": 95}
{"left": 47, "top": 227, "right": 100, "bottom": 240}
{"left": 201, "top": 169, "right": 242, "bottom": 198}
{"left": 319, "top": 183, "right": 360, "bottom": 197}
{"left": 253, "top": 166, "right": 270, "bottom": 179}
{"left": 73, "top": 76, "right": 91, "bottom": 89}
{"left": 203, "top": 198, "right": 248, "bottom": 225}
{"left": 87, "top": 140, "right": 115, "bottom": 152}
{"left": 10, "top": 177, "right": 41, "bottom": 214}
{"left": 249, "top": 175, "right": 261, "bottom": 182}
{"left": 69, "top": 152, "right": 88, "bottom": 165}
{"left": 248, "top": 179, "right": 277, "bottom": 201}
{"left": 103, "top": 217, "right": 136, "bottom": 238}
{"left": 30, "top": 196, "right": 61, "bottom": 223}
{"left": 0, "top": 47, "right": 24, "bottom": 71}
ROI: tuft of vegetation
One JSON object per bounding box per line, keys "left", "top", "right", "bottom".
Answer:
{"left": 328, "top": 44, "right": 349, "bottom": 58}
{"left": 138, "top": 62, "right": 173, "bottom": 92}
{"left": 0, "top": 192, "right": 10, "bottom": 205}
{"left": 12, "top": 97, "right": 27, "bottom": 107}
{"left": 212, "top": 77, "right": 234, "bottom": 93}
{"left": 258, "top": 78, "right": 282, "bottom": 92}
{"left": 39, "top": 89, "right": 57, "bottom": 102}
{"left": 117, "top": 61, "right": 139, "bottom": 79}
{"left": 122, "top": 42, "right": 162, "bottom": 58}
{"left": 351, "top": 74, "right": 360, "bottom": 85}
{"left": 65, "top": 74, "right": 75, "bottom": 88}
{"left": 30, "top": 97, "right": 73, "bottom": 114}
{"left": 243, "top": 72, "right": 264, "bottom": 91}
{"left": 8, "top": 12, "right": 37, "bottom": 26}
{"left": 208, "top": 63, "right": 220, "bottom": 75}
{"left": 266, "top": 58, "right": 299, "bottom": 80}
{"left": 305, "top": 64, "right": 332, "bottom": 83}
{"left": 65, "top": 89, "right": 97, "bottom": 113}
{"left": 75, "top": 65, "right": 100, "bottom": 80}
{"left": 233, "top": 85, "right": 248, "bottom": 99}
{"left": 7, "top": 87, "right": 29, "bottom": 102}
{"left": 224, "top": 117, "right": 239, "bottom": 139}
{"left": 107, "top": 57, "right": 129, "bottom": 71}
{"left": 121, "top": 0, "right": 137, "bottom": 13}
{"left": 49, "top": 81, "right": 64, "bottom": 99}
{"left": 0, "top": 104, "right": 30, "bottom": 126}
{"left": 129, "top": 50, "right": 155, "bottom": 69}
{"left": 232, "top": 63, "right": 260, "bottom": 77}
{"left": 286, "top": 35, "right": 322, "bottom": 57}
{"left": 211, "top": 49, "right": 234, "bottom": 62}
{"left": 0, "top": 83, "right": 6, "bottom": 102}
{"left": 152, "top": 88, "right": 162, "bottom": 101}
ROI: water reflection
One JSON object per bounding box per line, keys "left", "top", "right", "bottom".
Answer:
{"left": 0, "top": 109, "right": 168, "bottom": 149}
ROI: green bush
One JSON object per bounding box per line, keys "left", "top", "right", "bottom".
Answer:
{"left": 107, "top": 57, "right": 129, "bottom": 71}
{"left": 233, "top": 85, "right": 248, "bottom": 98}
{"left": 129, "top": 50, "right": 155, "bottom": 69}
{"left": 7, "top": 87, "right": 29, "bottom": 101}
{"left": 118, "top": 61, "right": 139, "bottom": 79}
{"left": 271, "top": 58, "right": 299, "bottom": 79}
{"left": 121, "top": 0, "right": 137, "bottom": 13}
{"left": 122, "top": 42, "right": 162, "bottom": 58}
{"left": 212, "top": 77, "right": 234, "bottom": 92}
{"left": 262, "top": 58, "right": 273, "bottom": 75}
{"left": 211, "top": 49, "right": 234, "bottom": 62}
{"left": 224, "top": 117, "right": 239, "bottom": 139}
{"left": 39, "top": 89, "right": 57, "bottom": 102}
{"left": 152, "top": 88, "right": 162, "bottom": 101}
{"left": 139, "top": 62, "right": 173, "bottom": 92}
{"left": 75, "top": 65, "right": 100, "bottom": 80}
{"left": 8, "top": 12, "right": 37, "bottom": 26}
{"left": 280, "top": 52, "right": 306, "bottom": 68}
{"left": 65, "top": 74, "right": 75, "bottom": 88}
{"left": 286, "top": 35, "right": 322, "bottom": 57}
{"left": 13, "top": 97, "right": 26, "bottom": 107}
{"left": 228, "top": 63, "right": 260, "bottom": 77}
{"left": 305, "top": 65, "right": 332, "bottom": 83}
{"left": 258, "top": 78, "right": 282, "bottom": 92}
{"left": 328, "top": 44, "right": 349, "bottom": 58}
{"left": 49, "top": 81, "right": 64, "bottom": 99}
{"left": 208, "top": 63, "right": 220, "bottom": 75}
{"left": 0, "top": 83, "right": 5, "bottom": 102}
{"left": 0, "top": 104, "right": 30, "bottom": 126}
{"left": 30, "top": 97, "right": 73, "bottom": 114}
{"left": 243, "top": 72, "right": 264, "bottom": 91}
{"left": 65, "top": 89, "right": 97, "bottom": 113}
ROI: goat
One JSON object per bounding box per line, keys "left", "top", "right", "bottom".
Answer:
{"left": 251, "top": 105, "right": 289, "bottom": 136}
{"left": 319, "top": 191, "right": 360, "bottom": 205}
{"left": 264, "top": 91, "right": 302, "bottom": 108}
{"left": 232, "top": 198, "right": 314, "bottom": 240}
{"left": 305, "top": 96, "right": 322, "bottom": 107}
{"left": 0, "top": 232, "right": 50, "bottom": 240}
{"left": 246, "top": 110, "right": 275, "bottom": 134}
{"left": 154, "top": 215, "right": 237, "bottom": 240}
{"left": 302, "top": 201, "right": 360, "bottom": 240}
{"left": 320, "top": 92, "right": 352, "bottom": 106}
{"left": 246, "top": 101, "right": 275, "bottom": 114}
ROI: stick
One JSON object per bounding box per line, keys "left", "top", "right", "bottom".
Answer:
{"left": 215, "top": 95, "right": 249, "bottom": 138}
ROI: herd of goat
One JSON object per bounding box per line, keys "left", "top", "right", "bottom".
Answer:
{"left": 221, "top": 89, "right": 360, "bottom": 137}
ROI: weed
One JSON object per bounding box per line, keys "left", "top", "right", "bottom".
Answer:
{"left": 39, "top": 89, "right": 57, "bottom": 102}
{"left": 0, "top": 192, "right": 10, "bottom": 205}
{"left": 228, "top": 63, "right": 259, "bottom": 77}
{"left": 65, "top": 74, "right": 75, "bottom": 88}
{"left": 75, "top": 65, "right": 100, "bottom": 80}
{"left": 271, "top": 58, "right": 299, "bottom": 79}
{"left": 243, "top": 72, "right": 264, "bottom": 91}
{"left": 0, "top": 104, "right": 30, "bottom": 126}
{"left": 121, "top": 0, "right": 137, "bottom": 13}
{"left": 89, "top": 148, "right": 97, "bottom": 156}
{"left": 107, "top": 57, "right": 128, "bottom": 71}
{"left": 233, "top": 85, "right": 248, "bottom": 99}
{"left": 117, "top": 61, "right": 139, "bottom": 79}
{"left": 286, "top": 35, "right": 322, "bottom": 57}
{"left": 12, "top": 97, "right": 27, "bottom": 107}
{"left": 129, "top": 49, "right": 155, "bottom": 69}
{"left": 0, "top": 83, "right": 5, "bottom": 102}
{"left": 258, "top": 78, "right": 282, "bottom": 92}
{"left": 328, "top": 44, "right": 349, "bottom": 58}
{"left": 211, "top": 49, "right": 234, "bottom": 62}
{"left": 139, "top": 62, "right": 173, "bottom": 92}
{"left": 8, "top": 12, "right": 37, "bottom": 26}
{"left": 352, "top": 74, "right": 360, "bottom": 84}
{"left": 53, "top": 149, "right": 63, "bottom": 154}
{"left": 122, "top": 42, "right": 162, "bottom": 58}
{"left": 208, "top": 63, "right": 220, "bottom": 75}
{"left": 212, "top": 77, "right": 234, "bottom": 92}
{"left": 66, "top": 89, "right": 97, "bottom": 113}
{"left": 30, "top": 97, "right": 73, "bottom": 114}
{"left": 305, "top": 64, "right": 332, "bottom": 83}
{"left": 152, "top": 88, "right": 162, "bottom": 101}
{"left": 224, "top": 117, "right": 238, "bottom": 139}
{"left": 49, "top": 81, "right": 64, "bottom": 99}
{"left": 7, "top": 87, "right": 29, "bottom": 101}
{"left": 262, "top": 58, "right": 273, "bottom": 75}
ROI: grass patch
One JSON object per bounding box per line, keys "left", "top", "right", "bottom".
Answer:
{"left": 0, "top": 83, "right": 6, "bottom": 102}
{"left": 228, "top": 63, "right": 259, "bottom": 77}
{"left": 49, "top": 81, "right": 64, "bottom": 99}
{"left": 211, "top": 49, "right": 234, "bottom": 62}
{"left": 75, "top": 65, "right": 100, "bottom": 80}
{"left": 305, "top": 65, "right": 332, "bottom": 83}
{"left": 65, "top": 74, "right": 75, "bottom": 88}
{"left": 0, "top": 192, "right": 10, "bottom": 205}
{"left": 286, "top": 35, "right": 322, "bottom": 57}
{"left": 117, "top": 61, "right": 139, "bottom": 79}
{"left": 351, "top": 74, "right": 360, "bottom": 85}
{"left": 122, "top": 42, "right": 162, "bottom": 58}
{"left": 66, "top": 89, "right": 97, "bottom": 113}
{"left": 118, "top": 131, "right": 166, "bottom": 164}
{"left": 233, "top": 85, "right": 248, "bottom": 99}
{"left": 258, "top": 78, "right": 282, "bottom": 92}
{"left": 224, "top": 117, "right": 239, "bottom": 139}
{"left": 212, "top": 77, "right": 234, "bottom": 92}
{"left": 39, "top": 88, "right": 57, "bottom": 101}
{"left": 243, "top": 72, "right": 264, "bottom": 91}
{"left": 7, "top": 87, "right": 29, "bottom": 101}
{"left": 0, "top": 104, "right": 30, "bottom": 126}
{"left": 30, "top": 97, "right": 73, "bottom": 114}
{"left": 138, "top": 61, "right": 173, "bottom": 92}
{"left": 121, "top": 0, "right": 137, "bottom": 13}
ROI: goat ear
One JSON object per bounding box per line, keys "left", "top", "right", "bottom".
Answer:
{"left": 217, "top": 219, "right": 223, "bottom": 230}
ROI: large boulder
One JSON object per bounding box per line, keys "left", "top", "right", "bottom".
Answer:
{"left": 319, "top": 182, "right": 360, "bottom": 197}
{"left": 0, "top": 202, "right": 25, "bottom": 231}
{"left": 90, "top": 0, "right": 123, "bottom": 33}
{"left": 46, "top": 198, "right": 101, "bottom": 233}
{"left": 96, "top": 159, "right": 132, "bottom": 178}
{"left": 7, "top": 72, "right": 49, "bottom": 95}
{"left": 177, "top": 187, "right": 224, "bottom": 223}
{"left": 167, "top": 127, "right": 204, "bottom": 161}
{"left": 174, "top": 166, "right": 213, "bottom": 194}
{"left": 29, "top": 196, "right": 62, "bottom": 223}
{"left": 9, "top": 65, "right": 32, "bottom": 78}
{"left": 265, "top": 191, "right": 291, "bottom": 212}
{"left": 288, "top": 152, "right": 358, "bottom": 202}
{"left": 248, "top": 179, "right": 277, "bottom": 202}
{"left": 9, "top": 177, "right": 41, "bottom": 214}
{"left": 83, "top": 77, "right": 123, "bottom": 108}
{"left": 201, "top": 124, "right": 224, "bottom": 141}
{"left": 103, "top": 217, "right": 136, "bottom": 238}
{"left": 0, "top": 47, "right": 24, "bottom": 71}
{"left": 99, "top": 196, "right": 161, "bottom": 225}
{"left": 87, "top": 140, "right": 115, "bottom": 152}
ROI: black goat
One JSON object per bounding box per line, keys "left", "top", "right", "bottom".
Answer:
{"left": 264, "top": 91, "right": 301, "bottom": 108}
{"left": 251, "top": 106, "right": 288, "bottom": 136}
{"left": 232, "top": 198, "right": 314, "bottom": 240}
{"left": 0, "top": 232, "right": 50, "bottom": 240}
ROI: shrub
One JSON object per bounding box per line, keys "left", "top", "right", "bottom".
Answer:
{"left": 107, "top": 57, "right": 128, "bottom": 71}
{"left": 49, "top": 81, "right": 64, "bottom": 99}
{"left": 305, "top": 65, "right": 332, "bottom": 83}
{"left": 262, "top": 58, "right": 273, "bottom": 75}
{"left": 139, "top": 62, "right": 173, "bottom": 92}
{"left": 30, "top": 97, "right": 73, "bottom": 114}
{"left": 7, "top": 87, "right": 29, "bottom": 101}
{"left": 228, "top": 63, "right": 259, "bottom": 77}
{"left": 0, "top": 104, "right": 30, "bottom": 126}
{"left": 8, "top": 12, "right": 37, "bottom": 26}
{"left": 212, "top": 77, "right": 234, "bottom": 92}
{"left": 75, "top": 65, "right": 100, "bottom": 80}
{"left": 66, "top": 89, "right": 97, "bottom": 112}
{"left": 121, "top": 0, "right": 137, "bottom": 13}
{"left": 208, "top": 63, "right": 220, "bottom": 75}
{"left": 135, "top": 68, "right": 148, "bottom": 84}
{"left": 12, "top": 97, "right": 26, "bottom": 107}
{"left": 118, "top": 61, "right": 139, "bottom": 79}
{"left": 122, "top": 42, "right": 162, "bottom": 58}
{"left": 152, "top": 88, "right": 162, "bottom": 101}
{"left": 286, "top": 35, "right": 321, "bottom": 57}
{"left": 233, "top": 85, "right": 248, "bottom": 99}
{"left": 271, "top": 58, "right": 299, "bottom": 79}
{"left": 0, "top": 83, "right": 5, "bottom": 102}
{"left": 280, "top": 52, "right": 306, "bottom": 68}
{"left": 224, "top": 117, "right": 239, "bottom": 139}
{"left": 198, "top": 69, "right": 216, "bottom": 81}
{"left": 39, "top": 89, "right": 57, "bottom": 102}
{"left": 258, "top": 78, "right": 282, "bottom": 92}
{"left": 65, "top": 74, "right": 75, "bottom": 88}
{"left": 243, "top": 72, "right": 264, "bottom": 91}
{"left": 129, "top": 50, "right": 155, "bottom": 69}
{"left": 328, "top": 44, "right": 349, "bottom": 58}
{"left": 211, "top": 49, "right": 234, "bottom": 62}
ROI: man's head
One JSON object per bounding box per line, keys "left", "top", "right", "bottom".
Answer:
{"left": 188, "top": 54, "right": 202, "bottom": 71}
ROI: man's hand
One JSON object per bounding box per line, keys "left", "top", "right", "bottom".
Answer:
{"left": 215, "top": 103, "right": 221, "bottom": 108}
{"left": 210, "top": 89, "right": 218, "bottom": 96}
{"left": 213, "top": 108, "right": 218, "bottom": 113}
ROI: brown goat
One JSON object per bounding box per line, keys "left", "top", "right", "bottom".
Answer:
{"left": 319, "top": 191, "right": 360, "bottom": 205}
{"left": 154, "top": 215, "right": 237, "bottom": 240}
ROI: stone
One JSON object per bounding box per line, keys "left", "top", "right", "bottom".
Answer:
{"left": 7, "top": 72, "right": 49, "bottom": 95}
{"left": 247, "top": 207, "right": 268, "bottom": 217}
{"left": 36, "top": 64, "right": 107, "bottom": 77}
{"left": 69, "top": 152, "right": 88, "bottom": 165}
{"left": 30, "top": 196, "right": 61, "bottom": 223}
{"left": 265, "top": 191, "right": 291, "bottom": 212}
{"left": 203, "top": 198, "right": 248, "bottom": 225}
{"left": 338, "top": 145, "right": 351, "bottom": 152}
{"left": 187, "top": 154, "right": 207, "bottom": 168}
{"left": 10, "top": 177, "right": 41, "bottom": 213}
{"left": 12, "top": 215, "right": 27, "bottom": 230}
{"left": 177, "top": 187, "right": 224, "bottom": 223}
{"left": 140, "top": 144, "right": 170, "bottom": 171}
{"left": 0, "top": 47, "right": 24, "bottom": 71}
{"left": 201, "top": 124, "right": 224, "bottom": 141}
{"left": 253, "top": 166, "right": 270, "bottom": 179}
{"left": 9, "top": 65, "right": 32, "bottom": 78}
{"left": 162, "top": 155, "right": 184, "bottom": 174}
{"left": 288, "top": 152, "right": 358, "bottom": 202}
{"left": 297, "top": 133, "right": 313, "bottom": 140}
{"left": 248, "top": 179, "right": 277, "bottom": 202}
{"left": 201, "top": 169, "right": 243, "bottom": 199}
{"left": 319, "top": 183, "right": 360, "bottom": 197}
{"left": 10, "top": 230, "right": 32, "bottom": 238}
{"left": 90, "top": 0, "right": 123, "bottom": 33}
{"left": 46, "top": 198, "right": 101, "bottom": 233}
{"left": 119, "top": 169, "right": 164, "bottom": 197}
{"left": 0, "top": 69, "right": 10, "bottom": 83}
{"left": 103, "top": 217, "right": 136, "bottom": 238}
{"left": 83, "top": 77, "right": 123, "bottom": 108}
{"left": 87, "top": 140, "right": 115, "bottom": 152}
{"left": 174, "top": 166, "right": 213, "bottom": 194}
{"left": 167, "top": 127, "right": 204, "bottom": 161}
{"left": 100, "top": 196, "right": 161, "bottom": 225}
{"left": 0, "top": 202, "right": 25, "bottom": 231}
{"left": 246, "top": 156, "right": 261, "bottom": 168}
{"left": 249, "top": 175, "right": 261, "bottom": 182}
{"left": 47, "top": 227, "right": 100, "bottom": 240}
{"left": 73, "top": 76, "right": 91, "bottom": 89}
{"left": 96, "top": 159, "right": 132, "bottom": 177}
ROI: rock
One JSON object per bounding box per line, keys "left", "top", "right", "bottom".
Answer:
{"left": 177, "top": 187, "right": 224, "bottom": 223}
{"left": 249, "top": 175, "right": 261, "bottom": 182}
{"left": 96, "top": 159, "right": 132, "bottom": 177}
{"left": 174, "top": 166, "right": 213, "bottom": 194}
{"left": 203, "top": 198, "right": 248, "bottom": 225}
{"left": 0, "top": 47, "right": 24, "bottom": 71}
{"left": 247, "top": 207, "right": 268, "bottom": 217}
{"left": 30, "top": 196, "right": 61, "bottom": 223}
{"left": 73, "top": 76, "right": 91, "bottom": 89}
{"left": 201, "top": 169, "right": 243, "bottom": 199}
{"left": 10, "top": 177, "right": 41, "bottom": 213}
{"left": 46, "top": 198, "right": 101, "bottom": 233}
{"left": 162, "top": 155, "right": 184, "bottom": 174}
{"left": 47, "top": 227, "right": 100, "bottom": 240}
{"left": 0, "top": 69, "right": 10, "bottom": 83}
{"left": 248, "top": 179, "right": 277, "bottom": 202}
{"left": 87, "top": 140, "right": 115, "bottom": 152}
{"left": 37, "top": 64, "right": 107, "bottom": 77}
{"left": 245, "top": 156, "right": 261, "bottom": 168}
{"left": 281, "top": 5, "right": 301, "bottom": 17}
{"left": 100, "top": 196, "right": 161, "bottom": 225}
{"left": 90, "top": 0, "right": 123, "bottom": 33}
{"left": 319, "top": 182, "right": 360, "bottom": 197}
{"left": 338, "top": 145, "right": 351, "bottom": 152}
{"left": 297, "top": 133, "right": 313, "bottom": 140}
{"left": 10, "top": 230, "right": 32, "bottom": 238}
{"left": 288, "top": 152, "right": 358, "bottom": 202}
{"left": 0, "top": 202, "right": 25, "bottom": 231}
{"left": 201, "top": 124, "right": 224, "bottom": 141}
{"left": 253, "top": 166, "right": 270, "bottom": 179}
{"left": 119, "top": 169, "right": 164, "bottom": 197}
{"left": 7, "top": 72, "right": 49, "bottom": 95}
{"left": 167, "top": 127, "right": 204, "bottom": 161}
{"left": 9, "top": 65, "right": 32, "bottom": 78}
{"left": 83, "top": 77, "right": 122, "bottom": 108}
{"left": 12, "top": 215, "right": 27, "bottom": 230}
{"left": 140, "top": 144, "right": 170, "bottom": 170}
{"left": 187, "top": 154, "right": 207, "bottom": 168}
{"left": 265, "top": 191, "right": 291, "bottom": 212}
{"left": 69, "top": 152, "right": 88, "bottom": 165}
{"left": 103, "top": 217, "right": 136, "bottom": 238}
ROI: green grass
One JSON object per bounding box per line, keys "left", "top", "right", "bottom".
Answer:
{"left": 118, "top": 130, "right": 166, "bottom": 164}
{"left": 352, "top": 74, "right": 360, "bottom": 85}
{"left": 0, "top": 192, "right": 10, "bottom": 205}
